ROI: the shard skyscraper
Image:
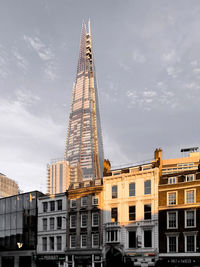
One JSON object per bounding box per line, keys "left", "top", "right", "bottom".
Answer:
{"left": 65, "top": 21, "right": 104, "bottom": 181}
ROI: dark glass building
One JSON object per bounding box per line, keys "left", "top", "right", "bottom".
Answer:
{"left": 0, "top": 191, "right": 44, "bottom": 267}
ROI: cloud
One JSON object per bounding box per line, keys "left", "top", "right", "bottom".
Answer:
{"left": 44, "top": 63, "right": 58, "bottom": 81}
{"left": 16, "top": 89, "right": 41, "bottom": 106}
{"left": 0, "top": 97, "right": 65, "bottom": 192}
{"left": 12, "top": 48, "right": 29, "bottom": 72}
{"left": 162, "top": 50, "right": 178, "bottom": 63}
{"left": 132, "top": 50, "right": 146, "bottom": 63}
{"left": 23, "top": 35, "right": 58, "bottom": 81}
{"left": 166, "top": 66, "right": 182, "bottom": 78}
{"left": 24, "top": 35, "right": 54, "bottom": 61}
{"left": 0, "top": 44, "right": 9, "bottom": 78}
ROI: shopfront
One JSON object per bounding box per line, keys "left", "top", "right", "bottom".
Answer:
{"left": 37, "top": 254, "right": 65, "bottom": 267}
{"left": 66, "top": 254, "right": 102, "bottom": 267}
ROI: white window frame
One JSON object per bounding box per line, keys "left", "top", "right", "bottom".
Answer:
{"left": 92, "top": 212, "right": 99, "bottom": 227}
{"left": 49, "top": 217, "right": 55, "bottom": 230}
{"left": 92, "top": 233, "right": 99, "bottom": 248}
{"left": 185, "top": 174, "right": 195, "bottom": 182}
{"left": 81, "top": 234, "right": 87, "bottom": 248}
{"left": 167, "top": 235, "right": 179, "bottom": 253}
{"left": 167, "top": 191, "right": 177, "bottom": 206}
{"left": 92, "top": 196, "right": 99, "bottom": 205}
{"left": 167, "top": 211, "right": 178, "bottom": 229}
{"left": 56, "top": 236, "right": 62, "bottom": 251}
{"left": 185, "top": 210, "right": 196, "bottom": 228}
{"left": 185, "top": 189, "right": 196, "bottom": 204}
{"left": 70, "top": 215, "right": 76, "bottom": 228}
{"left": 70, "top": 199, "right": 76, "bottom": 208}
{"left": 42, "top": 237, "right": 47, "bottom": 251}
{"left": 81, "top": 214, "right": 87, "bottom": 228}
{"left": 81, "top": 196, "right": 88, "bottom": 206}
{"left": 70, "top": 235, "right": 76, "bottom": 248}
{"left": 144, "top": 180, "right": 151, "bottom": 195}
{"left": 184, "top": 232, "right": 197, "bottom": 252}
{"left": 129, "top": 182, "right": 136, "bottom": 197}
{"left": 42, "top": 218, "right": 47, "bottom": 231}
{"left": 168, "top": 177, "right": 177, "bottom": 184}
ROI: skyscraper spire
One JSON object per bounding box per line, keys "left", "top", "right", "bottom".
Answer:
{"left": 65, "top": 21, "right": 104, "bottom": 180}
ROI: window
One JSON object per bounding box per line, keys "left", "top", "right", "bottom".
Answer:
{"left": 144, "top": 204, "right": 151, "bottom": 220}
{"left": 70, "top": 235, "right": 76, "bottom": 248}
{"left": 167, "top": 236, "right": 177, "bottom": 252}
{"left": 81, "top": 234, "right": 87, "bottom": 248}
{"left": 144, "top": 230, "right": 152, "bottom": 247}
{"left": 43, "top": 202, "right": 48, "bottom": 212}
{"left": 185, "top": 235, "right": 196, "bottom": 252}
{"left": 129, "top": 206, "right": 136, "bottom": 221}
{"left": 70, "top": 199, "right": 76, "bottom": 208}
{"left": 50, "top": 201, "right": 55, "bottom": 211}
{"left": 57, "top": 200, "right": 62, "bottom": 210}
{"left": 42, "top": 237, "right": 47, "bottom": 251}
{"left": 186, "top": 174, "right": 194, "bottom": 182}
{"left": 57, "top": 236, "right": 62, "bottom": 251}
{"left": 42, "top": 218, "right": 47, "bottom": 231}
{"left": 49, "top": 236, "right": 54, "bottom": 250}
{"left": 92, "top": 233, "right": 99, "bottom": 247}
{"left": 112, "top": 185, "right": 118, "bottom": 198}
{"left": 81, "top": 214, "right": 87, "bottom": 227}
{"left": 185, "top": 210, "right": 196, "bottom": 228}
{"left": 106, "top": 230, "right": 119, "bottom": 242}
{"left": 92, "top": 196, "right": 98, "bottom": 205}
{"left": 128, "top": 231, "right": 136, "bottom": 248}
{"left": 92, "top": 213, "right": 99, "bottom": 226}
{"left": 50, "top": 217, "right": 55, "bottom": 230}
{"left": 70, "top": 215, "right": 76, "bottom": 228}
{"left": 144, "top": 180, "right": 151, "bottom": 195}
{"left": 129, "top": 183, "right": 135, "bottom": 197}
{"left": 167, "top": 211, "right": 177, "bottom": 229}
{"left": 185, "top": 190, "right": 195, "bottom": 204}
{"left": 81, "top": 196, "right": 88, "bottom": 206}
{"left": 111, "top": 207, "right": 118, "bottom": 222}
{"left": 168, "top": 177, "right": 177, "bottom": 184}
{"left": 57, "top": 217, "right": 62, "bottom": 229}
{"left": 168, "top": 192, "right": 177, "bottom": 205}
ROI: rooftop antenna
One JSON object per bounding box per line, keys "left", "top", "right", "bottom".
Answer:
{"left": 88, "top": 19, "right": 91, "bottom": 35}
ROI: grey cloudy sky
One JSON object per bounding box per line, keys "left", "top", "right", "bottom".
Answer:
{"left": 0, "top": 0, "right": 200, "bottom": 193}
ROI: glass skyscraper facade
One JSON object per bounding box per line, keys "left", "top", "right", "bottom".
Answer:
{"left": 65, "top": 21, "right": 104, "bottom": 180}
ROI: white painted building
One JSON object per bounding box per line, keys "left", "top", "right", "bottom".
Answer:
{"left": 103, "top": 163, "right": 159, "bottom": 267}
{"left": 37, "top": 193, "right": 67, "bottom": 267}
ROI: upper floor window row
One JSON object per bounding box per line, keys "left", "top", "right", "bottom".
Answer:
{"left": 111, "top": 181, "right": 151, "bottom": 199}
{"left": 167, "top": 189, "right": 196, "bottom": 206}
{"left": 167, "top": 174, "right": 195, "bottom": 184}
{"left": 42, "top": 200, "right": 63, "bottom": 212}
{"left": 70, "top": 196, "right": 99, "bottom": 208}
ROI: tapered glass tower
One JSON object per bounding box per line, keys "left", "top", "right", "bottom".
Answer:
{"left": 65, "top": 21, "right": 104, "bottom": 180}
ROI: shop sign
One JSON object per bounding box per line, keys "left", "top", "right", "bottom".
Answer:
{"left": 160, "top": 258, "right": 199, "bottom": 264}
{"left": 94, "top": 255, "right": 101, "bottom": 261}
{"left": 38, "top": 255, "right": 65, "bottom": 261}
{"left": 74, "top": 255, "right": 92, "bottom": 261}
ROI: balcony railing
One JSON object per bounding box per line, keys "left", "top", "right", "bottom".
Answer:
{"left": 104, "top": 222, "right": 120, "bottom": 228}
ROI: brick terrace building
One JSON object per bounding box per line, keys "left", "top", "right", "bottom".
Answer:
{"left": 159, "top": 168, "right": 200, "bottom": 267}
{"left": 65, "top": 179, "right": 103, "bottom": 267}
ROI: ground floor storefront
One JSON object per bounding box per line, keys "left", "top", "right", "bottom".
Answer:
{"left": 0, "top": 250, "right": 36, "bottom": 267}
{"left": 65, "top": 250, "right": 102, "bottom": 267}
{"left": 36, "top": 254, "right": 65, "bottom": 267}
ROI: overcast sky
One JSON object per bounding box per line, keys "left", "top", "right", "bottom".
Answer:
{"left": 0, "top": 0, "right": 200, "bottom": 193}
